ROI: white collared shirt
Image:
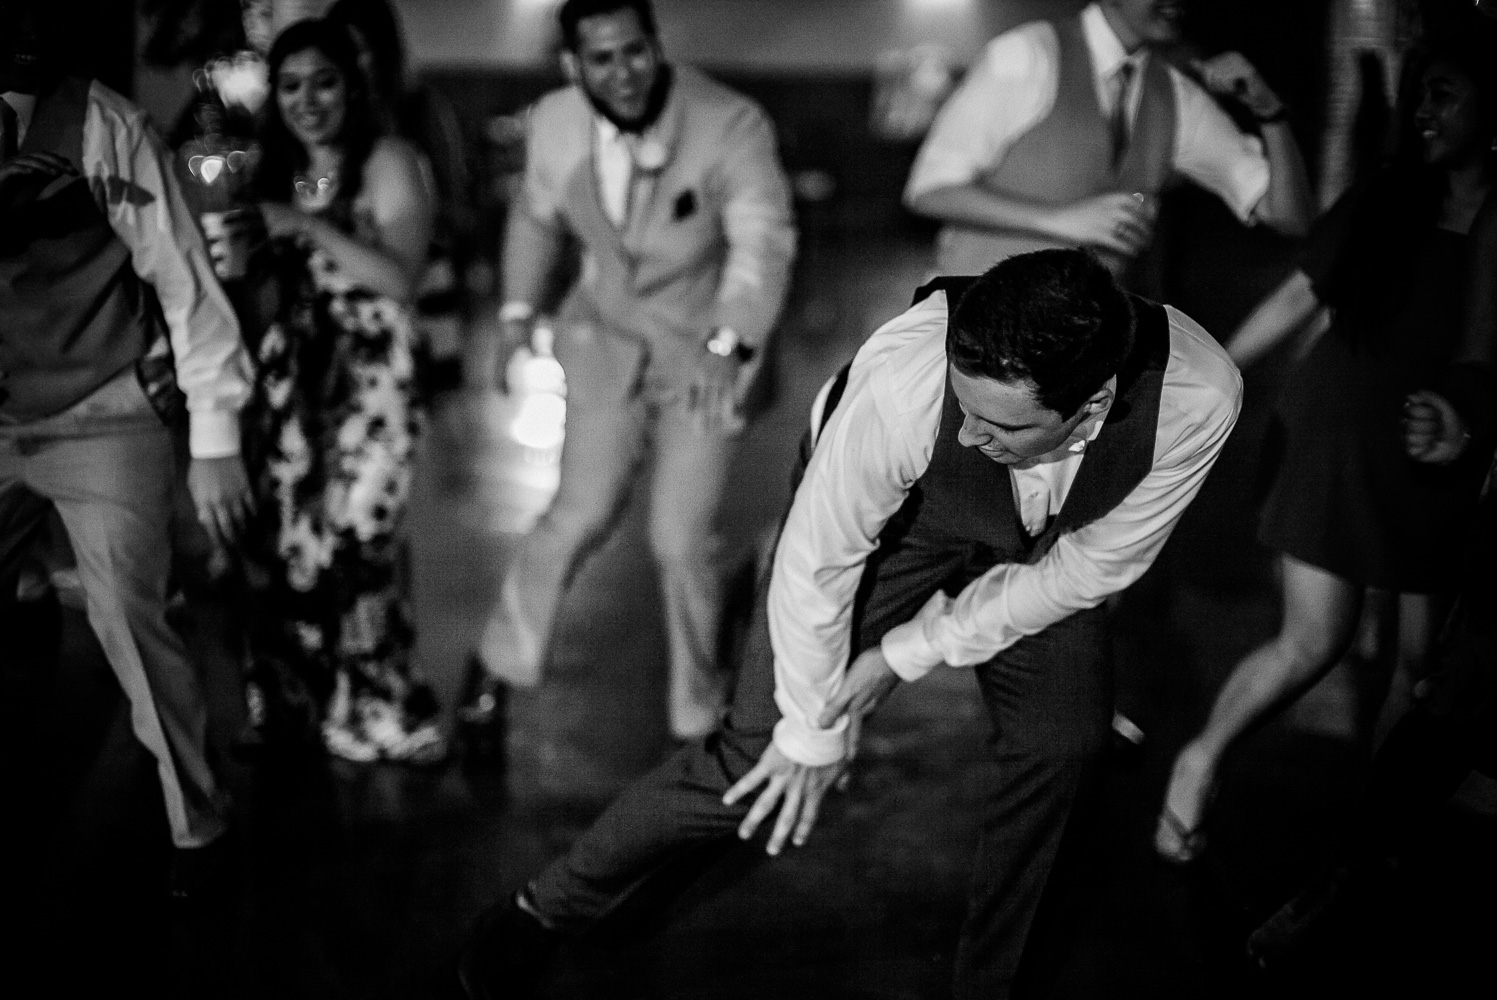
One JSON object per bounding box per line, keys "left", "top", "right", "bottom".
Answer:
{"left": 594, "top": 116, "right": 633, "bottom": 228}
{"left": 1008, "top": 376, "right": 1114, "bottom": 537}
{"left": 768, "top": 291, "right": 1242, "bottom": 766}
{"left": 904, "top": 2, "right": 1270, "bottom": 223}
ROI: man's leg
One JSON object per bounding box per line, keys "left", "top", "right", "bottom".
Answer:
{"left": 647, "top": 407, "right": 736, "bottom": 739}
{"left": 477, "top": 329, "right": 648, "bottom": 686}
{"left": 525, "top": 529, "right": 970, "bottom": 930}
{"left": 0, "top": 467, "right": 53, "bottom": 599}
{"left": 954, "top": 606, "right": 1113, "bottom": 1000}
{"left": 26, "top": 428, "right": 228, "bottom": 848}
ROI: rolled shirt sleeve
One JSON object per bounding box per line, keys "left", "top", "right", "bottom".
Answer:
{"left": 710, "top": 106, "right": 797, "bottom": 347}
{"left": 83, "top": 83, "right": 251, "bottom": 458}
{"left": 1168, "top": 67, "right": 1271, "bottom": 225}
{"left": 879, "top": 308, "right": 1243, "bottom": 680}
{"left": 903, "top": 22, "right": 1056, "bottom": 205}
{"left": 767, "top": 296, "right": 947, "bottom": 766}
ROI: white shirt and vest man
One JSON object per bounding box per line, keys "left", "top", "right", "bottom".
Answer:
{"left": 905, "top": 1, "right": 1310, "bottom": 276}
{"left": 0, "top": 78, "right": 252, "bottom": 850}
{"left": 474, "top": 1, "right": 796, "bottom": 741}
{"left": 473, "top": 252, "right": 1240, "bottom": 1000}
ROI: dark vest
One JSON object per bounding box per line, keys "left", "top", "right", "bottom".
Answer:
{"left": 820, "top": 278, "right": 1169, "bottom": 570}
{"left": 0, "top": 77, "right": 163, "bottom": 420}
{"left": 936, "top": 15, "right": 1177, "bottom": 276}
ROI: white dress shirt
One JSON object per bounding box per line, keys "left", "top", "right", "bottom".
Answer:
{"left": 768, "top": 290, "right": 1242, "bottom": 766}
{"left": 594, "top": 117, "right": 634, "bottom": 228}
{"left": 4, "top": 84, "right": 252, "bottom": 458}
{"left": 904, "top": 3, "right": 1270, "bottom": 224}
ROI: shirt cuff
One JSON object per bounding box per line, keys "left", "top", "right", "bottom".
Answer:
{"left": 771, "top": 706, "right": 848, "bottom": 768}
{"left": 188, "top": 409, "right": 242, "bottom": 459}
{"left": 1230, "top": 148, "right": 1271, "bottom": 225}
{"left": 879, "top": 590, "right": 952, "bottom": 682}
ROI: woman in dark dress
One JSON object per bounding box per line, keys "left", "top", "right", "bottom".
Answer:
{"left": 233, "top": 19, "right": 444, "bottom": 763}
{"left": 1156, "top": 29, "right": 1497, "bottom": 863}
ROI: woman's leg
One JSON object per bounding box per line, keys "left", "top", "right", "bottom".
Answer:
{"left": 1158, "top": 555, "right": 1363, "bottom": 855}
{"left": 1369, "top": 592, "right": 1446, "bottom": 747}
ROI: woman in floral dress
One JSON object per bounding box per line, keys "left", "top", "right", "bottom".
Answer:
{"left": 237, "top": 18, "right": 442, "bottom": 763}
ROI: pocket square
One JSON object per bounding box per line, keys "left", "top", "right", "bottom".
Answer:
{"left": 672, "top": 189, "right": 697, "bottom": 221}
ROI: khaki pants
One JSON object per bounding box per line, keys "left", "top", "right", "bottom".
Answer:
{"left": 0, "top": 369, "right": 227, "bottom": 848}
{"left": 479, "top": 324, "right": 735, "bottom": 739}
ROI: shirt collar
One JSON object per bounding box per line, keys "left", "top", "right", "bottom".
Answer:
{"left": 1081, "top": 3, "right": 1147, "bottom": 80}
{"left": 1012, "top": 375, "right": 1117, "bottom": 470}
{"left": 2, "top": 91, "right": 37, "bottom": 144}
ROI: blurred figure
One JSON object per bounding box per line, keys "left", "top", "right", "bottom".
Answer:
{"left": 219, "top": 19, "right": 443, "bottom": 764}
{"left": 1156, "top": 20, "right": 1497, "bottom": 865}
{"left": 326, "top": 0, "right": 476, "bottom": 388}
{"left": 456, "top": 251, "right": 1242, "bottom": 1000}
{"left": 904, "top": 0, "right": 1312, "bottom": 277}
{"left": 0, "top": 1, "right": 252, "bottom": 874}
{"left": 1247, "top": 445, "right": 1497, "bottom": 971}
{"left": 463, "top": 0, "right": 796, "bottom": 746}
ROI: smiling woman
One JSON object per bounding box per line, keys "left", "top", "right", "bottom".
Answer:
{"left": 1157, "top": 16, "right": 1497, "bottom": 867}
{"left": 214, "top": 17, "right": 447, "bottom": 766}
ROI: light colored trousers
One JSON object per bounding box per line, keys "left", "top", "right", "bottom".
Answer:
{"left": 0, "top": 368, "right": 227, "bottom": 847}
{"left": 479, "top": 324, "right": 734, "bottom": 739}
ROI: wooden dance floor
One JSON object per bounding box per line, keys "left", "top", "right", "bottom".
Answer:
{"left": 3, "top": 230, "right": 1494, "bottom": 999}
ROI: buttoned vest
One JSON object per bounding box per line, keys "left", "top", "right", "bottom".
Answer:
{"left": 936, "top": 16, "right": 1177, "bottom": 276}
{"left": 0, "top": 77, "right": 162, "bottom": 419}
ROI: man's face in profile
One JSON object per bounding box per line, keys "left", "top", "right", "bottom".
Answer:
{"left": 949, "top": 366, "right": 1097, "bottom": 466}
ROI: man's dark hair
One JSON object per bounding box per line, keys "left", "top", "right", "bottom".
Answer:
{"left": 558, "top": 0, "right": 657, "bottom": 51}
{"left": 947, "top": 249, "right": 1136, "bottom": 418}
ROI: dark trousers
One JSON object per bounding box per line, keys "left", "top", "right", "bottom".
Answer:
{"left": 529, "top": 522, "right": 1114, "bottom": 999}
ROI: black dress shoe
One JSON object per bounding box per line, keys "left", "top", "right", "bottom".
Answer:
{"left": 169, "top": 831, "right": 240, "bottom": 903}
{"left": 456, "top": 893, "right": 560, "bottom": 999}
{"left": 1247, "top": 859, "right": 1384, "bottom": 970}
{"left": 457, "top": 654, "right": 509, "bottom": 765}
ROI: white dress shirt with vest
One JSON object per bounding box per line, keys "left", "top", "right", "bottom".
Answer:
{"left": 905, "top": 3, "right": 1271, "bottom": 274}
{"left": 768, "top": 289, "right": 1242, "bottom": 766}
{"left": 0, "top": 79, "right": 251, "bottom": 457}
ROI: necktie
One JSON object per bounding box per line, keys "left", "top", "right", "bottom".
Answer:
{"left": 0, "top": 98, "right": 18, "bottom": 162}
{"left": 1110, "top": 61, "right": 1136, "bottom": 169}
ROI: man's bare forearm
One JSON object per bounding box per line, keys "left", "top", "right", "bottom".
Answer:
{"left": 906, "top": 183, "right": 1059, "bottom": 240}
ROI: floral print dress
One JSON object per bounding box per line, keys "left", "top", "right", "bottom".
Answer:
{"left": 242, "top": 225, "right": 442, "bottom": 764}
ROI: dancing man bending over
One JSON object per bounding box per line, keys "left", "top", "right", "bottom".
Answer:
{"left": 458, "top": 248, "right": 1241, "bottom": 1000}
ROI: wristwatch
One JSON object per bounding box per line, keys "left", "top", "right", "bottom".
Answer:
{"left": 705, "top": 327, "right": 753, "bottom": 361}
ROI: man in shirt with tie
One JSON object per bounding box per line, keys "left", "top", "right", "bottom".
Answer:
{"left": 904, "top": 0, "right": 1313, "bottom": 276}
{"left": 459, "top": 249, "right": 1242, "bottom": 999}
{"left": 465, "top": 0, "right": 796, "bottom": 746}
{"left": 0, "top": 1, "right": 253, "bottom": 883}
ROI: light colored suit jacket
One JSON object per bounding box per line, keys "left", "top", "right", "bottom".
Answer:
{"left": 518, "top": 66, "right": 797, "bottom": 392}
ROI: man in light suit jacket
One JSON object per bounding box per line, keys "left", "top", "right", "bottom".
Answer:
{"left": 465, "top": 0, "right": 797, "bottom": 743}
